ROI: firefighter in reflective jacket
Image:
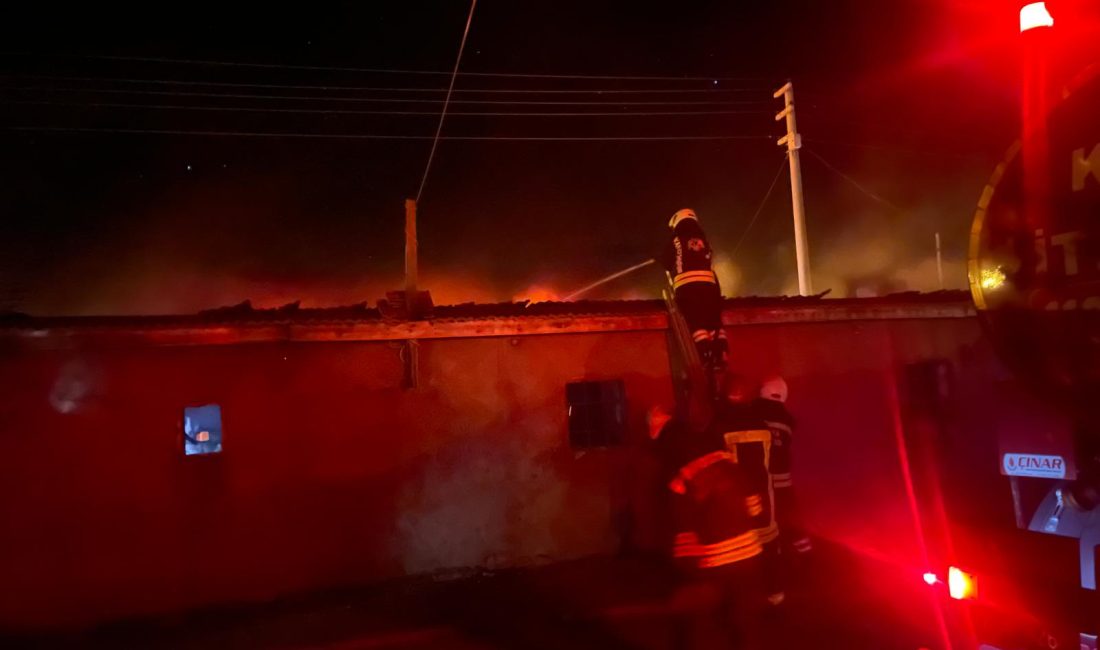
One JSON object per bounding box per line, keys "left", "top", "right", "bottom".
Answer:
{"left": 754, "top": 376, "right": 813, "bottom": 555}
{"left": 662, "top": 208, "right": 728, "bottom": 382}
{"left": 717, "top": 373, "right": 785, "bottom": 607}
{"left": 648, "top": 405, "right": 765, "bottom": 650}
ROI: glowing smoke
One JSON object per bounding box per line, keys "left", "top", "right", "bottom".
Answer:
{"left": 712, "top": 252, "right": 745, "bottom": 296}
{"left": 513, "top": 283, "right": 562, "bottom": 304}
{"left": 778, "top": 223, "right": 968, "bottom": 297}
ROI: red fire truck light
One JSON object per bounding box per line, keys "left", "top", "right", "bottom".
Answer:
{"left": 1020, "top": 2, "right": 1054, "bottom": 32}
{"left": 948, "top": 566, "right": 977, "bottom": 600}
{"left": 923, "top": 572, "right": 938, "bottom": 586}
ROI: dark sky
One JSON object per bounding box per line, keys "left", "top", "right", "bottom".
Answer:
{"left": 0, "top": 0, "right": 1083, "bottom": 314}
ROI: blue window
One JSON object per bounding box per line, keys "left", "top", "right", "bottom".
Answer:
{"left": 183, "top": 404, "right": 223, "bottom": 455}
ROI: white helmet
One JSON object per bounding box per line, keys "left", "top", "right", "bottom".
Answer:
{"left": 668, "top": 208, "right": 698, "bottom": 229}
{"left": 760, "top": 376, "right": 788, "bottom": 403}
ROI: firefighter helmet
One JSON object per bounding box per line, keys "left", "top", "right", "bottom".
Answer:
{"left": 669, "top": 208, "right": 698, "bottom": 229}
{"left": 760, "top": 376, "right": 788, "bottom": 403}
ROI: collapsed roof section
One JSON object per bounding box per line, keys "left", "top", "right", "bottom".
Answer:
{"left": 0, "top": 291, "right": 973, "bottom": 349}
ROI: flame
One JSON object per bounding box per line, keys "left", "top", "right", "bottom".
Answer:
{"left": 513, "top": 284, "right": 560, "bottom": 303}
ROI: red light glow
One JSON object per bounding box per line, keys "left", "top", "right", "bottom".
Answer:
{"left": 923, "top": 572, "right": 938, "bottom": 585}
{"left": 1020, "top": 2, "right": 1054, "bottom": 32}
{"left": 948, "top": 566, "right": 977, "bottom": 600}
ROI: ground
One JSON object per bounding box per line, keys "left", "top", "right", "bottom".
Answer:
{"left": 4, "top": 544, "right": 947, "bottom": 649}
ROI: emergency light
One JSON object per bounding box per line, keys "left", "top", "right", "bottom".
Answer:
{"left": 948, "top": 566, "right": 978, "bottom": 600}
{"left": 1020, "top": 2, "right": 1054, "bottom": 32}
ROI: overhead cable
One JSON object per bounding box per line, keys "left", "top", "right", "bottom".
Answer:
{"left": 3, "top": 86, "right": 770, "bottom": 106}
{"left": 8, "top": 126, "right": 774, "bottom": 141}
{"left": 804, "top": 147, "right": 901, "bottom": 211}
{"left": 0, "top": 52, "right": 762, "bottom": 82}
{"left": 2, "top": 74, "right": 768, "bottom": 94}
{"left": 2, "top": 99, "right": 770, "bottom": 117}
{"left": 416, "top": 0, "right": 477, "bottom": 202}
{"left": 731, "top": 155, "right": 790, "bottom": 256}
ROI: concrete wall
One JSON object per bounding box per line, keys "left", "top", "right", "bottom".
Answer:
{"left": 721, "top": 317, "right": 1003, "bottom": 569}
{"left": 0, "top": 312, "right": 1008, "bottom": 630}
{"left": 0, "top": 330, "right": 673, "bottom": 629}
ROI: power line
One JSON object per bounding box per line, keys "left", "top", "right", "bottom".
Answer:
{"left": 7, "top": 126, "right": 774, "bottom": 141}
{"left": 417, "top": 0, "right": 477, "bottom": 203}
{"left": 1, "top": 52, "right": 763, "bottom": 82}
{"left": 731, "top": 155, "right": 789, "bottom": 256}
{"left": 803, "top": 147, "right": 901, "bottom": 211}
{"left": 2, "top": 74, "right": 768, "bottom": 94}
{"left": 3, "top": 86, "right": 771, "bottom": 106}
{"left": 801, "top": 137, "right": 977, "bottom": 160}
{"left": 2, "top": 99, "right": 770, "bottom": 117}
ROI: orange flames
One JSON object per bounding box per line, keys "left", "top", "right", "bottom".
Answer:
{"left": 513, "top": 284, "right": 561, "bottom": 304}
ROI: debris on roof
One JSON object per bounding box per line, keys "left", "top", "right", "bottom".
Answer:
{"left": 0, "top": 291, "right": 972, "bottom": 332}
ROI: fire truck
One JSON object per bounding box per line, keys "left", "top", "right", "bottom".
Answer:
{"left": 914, "top": 2, "right": 1100, "bottom": 648}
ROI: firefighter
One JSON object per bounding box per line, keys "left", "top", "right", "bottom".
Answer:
{"left": 648, "top": 404, "right": 766, "bottom": 650}
{"left": 662, "top": 208, "right": 728, "bottom": 387}
{"left": 716, "top": 373, "right": 785, "bottom": 607}
{"left": 754, "top": 375, "right": 813, "bottom": 555}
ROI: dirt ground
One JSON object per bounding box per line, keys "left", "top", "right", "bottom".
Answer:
{"left": 3, "top": 543, "right": 946, "bottom": 649}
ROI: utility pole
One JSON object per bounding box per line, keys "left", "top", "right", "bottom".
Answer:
{"left": 774, "top": 81, "right": 812, "bottom": 296}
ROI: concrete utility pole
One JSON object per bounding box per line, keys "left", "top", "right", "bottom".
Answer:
{"left": 774, "top": 81, "right": 813, "bottom": 296}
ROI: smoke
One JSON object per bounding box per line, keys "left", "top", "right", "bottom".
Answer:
{"left": 21, "top": 265, "right": 539, "bottom": 316}
{"left": 395, "top": 436, "right": 567, "bottom": 574}
{"left": 712, "top": 252, "right": 745, "bottom": 296}
{"left": 10, "top": 166, "right": 540, "bottom": 315}
{"left": 894, "top": 255, "right": 967, "bottom": 293}
{"left": 8, "top": 144, "right": 984, "bottom": 316}
{"left": 777, "top": 222, "right": 968, "bottom": 298}
{"left": 764, "top": 148, "right": 986, "bottom": 298}
{"left": 15, "top": 210, "right": 969, "bottom": 315}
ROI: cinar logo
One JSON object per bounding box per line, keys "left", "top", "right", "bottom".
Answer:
{"left": 1002, "top": 453, "right": 1066, "bottom": 478}
{"left": 1021, "top": 456, "right": 1062, "bottom": 471}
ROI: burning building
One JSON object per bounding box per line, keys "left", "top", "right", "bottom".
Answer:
{"left": 0, "top": 292, "right": 1013, "bottom": 630}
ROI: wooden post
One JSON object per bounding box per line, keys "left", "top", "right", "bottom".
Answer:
{"left": 403, "top": 340, "right": 420, "bottom": 389}
{"left": 935, "top": 232, "right": 945, "bottom": 290}
{"left": 403, "top": 199, "right": 420, "bottom": 387}
{"left": 404, "top": 198, "right": 418, "bottom": 309}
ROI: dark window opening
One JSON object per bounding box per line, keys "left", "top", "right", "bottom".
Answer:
{"left": 904, "top": 359, "right": 955, "bottom": 418}
{"left": 184, "top": 404, "right": 223, "bottom": 455}
{"left": 566, "top": 380, "right": 626, "bottom": 449}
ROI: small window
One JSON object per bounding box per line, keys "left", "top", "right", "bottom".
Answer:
{"left": 566, "top": 380, "right": 626, "bottom": 448}
{"left": 183, "top": 404, "right": 223, "bottom": 455}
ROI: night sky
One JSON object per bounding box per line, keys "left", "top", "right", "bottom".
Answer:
{"left": 0, "top": 1, "right": 1075, "bottom": 314}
